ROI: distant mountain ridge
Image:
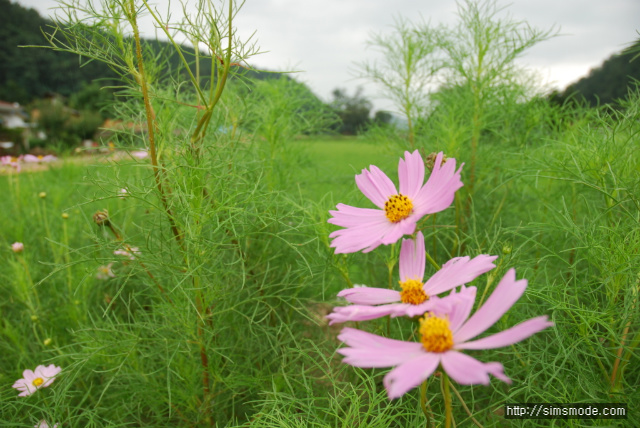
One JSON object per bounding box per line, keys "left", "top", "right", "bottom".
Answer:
{"left": 0, "top": 0, "right": 119, "bottom": 104}
{"left": 0, "top": 0, "right": 305, "bottom": 105}
{"left": 556, "top": 39, "right": 640, "bottom": 106}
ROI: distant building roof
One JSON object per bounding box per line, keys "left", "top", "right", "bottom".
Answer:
{"left": 0, "top": 101, "right": 26, "bottom": 115}
{"left": 0, "top": 101, "right": 28, "bottom": 129}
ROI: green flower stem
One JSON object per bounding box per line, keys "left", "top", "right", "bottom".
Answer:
{"left": 477, "top": 257, "right": 502, "bottom": 307}
{"left": 17, "top": 254, "right": 39, "bottom": 308}
{"left": 62, "top": 218, "right": 72, "bottom": 294}
{"left": 420, "top": 379, "right": 434, "bottom": 428}
{"left": 610, "top": 317, "right": 632, "bottom": 391}
{"left": 449, "top": 381, "right": 484, "bottom": 428}
{"left": 441, "top": 371, "right": 453, "bottom": 428}
{"left": 386, "top": 242, "right": 398, "bottom": 289}
{"left": 126, "top": 0, "right": 184, "bottom": 250}
{"left": 617, "top": 330, "right": 640, "bottom": 391}
{"left": 337, "top": 254, "right": 353, "bottom": 288}
{"left": 60, "top": 218, "right": 79, "bottom": 324}
{"left": 425, "top": 251, "right": 440, "bottom": 271}
{"left": 453, "top": 192, "right": 463, "bottom": 254}
{"left": 611, "top": 279, "right": 638, "bottom": 391}
{"left": 39, "top": 197, "right": 59, "bottom": 264}
{"left": 432, "top": 213, "right": 437, "bottom": 262}
{"left": 193, "top": 273, "right": 213, "bottom": 426}
{"left": 189, "top": 0, "right": 234, "bottom": 154}
{"left": 387, "top": 242, "right": 398, "bottom": 336}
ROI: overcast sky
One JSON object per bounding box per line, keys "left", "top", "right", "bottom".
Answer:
{"left": 14, "top": 0, "right": 640, "bottom": 113}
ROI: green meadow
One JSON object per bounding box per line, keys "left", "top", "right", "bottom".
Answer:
{"left": 1, "top": 0, "right": 639, "bottom": 427}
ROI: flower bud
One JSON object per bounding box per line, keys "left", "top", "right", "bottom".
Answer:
{"left": 93, "top": 210, "right": 110, "bottom": 226}
{"left": 44, "top": 338, "right": 52, "bottom": 346}
{"left": 502, "top": 243, "right": 512, "bottom": 255}
{"left": 38, "top": 192, "right": 47, "bottom": 199}
{"left": 62, "top": 212, "right": 69, "bottom": 219}
{"left": 425, "top": 152, "right": 448, "bottom": 171}
{"left": 11, "top": 242, "right": 24, "bottom": 253}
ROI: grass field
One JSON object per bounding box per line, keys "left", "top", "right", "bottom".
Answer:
{"left": 2, "top": 122, "right": 638, "bottom": 426}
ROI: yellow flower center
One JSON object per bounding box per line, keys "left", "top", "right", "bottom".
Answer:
{"left": 32, "top": 377, "right": 44, "bottom": 387}
{"left": 419, "top": 315, "right": 454, "bottom": 353}
{"left": 399, "top": 279, "right": 428, "bottom": 305}
{"left": 384, "top": 194, "right": 413, "bottom": 223}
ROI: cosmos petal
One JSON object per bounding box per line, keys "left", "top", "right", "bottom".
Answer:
{"left": 414, "top": 153, "right": 463, "bottom": 216}
{"left": 383, "top": 353, "right": 440, "bottom": 399}
{"left": 327, "top": 304, "right": 401, "bottom": 324}
{"left": 337, "top": 287, "right": 401, "bottom": 305}
{"left": 337, "top": 328, "right": 424, "bottom": 367}
{"left": 399, "top": 232, "right": 426, "bottom": 282}
{"left": 457, "top": 316, "right": 554, "bottom": 350}
{"left": 440, "top": 351, "right": 498, "bottom": 385}
{"left": 425, "top": 255, "right": 497, "bottom": 296}
{"left": 398, "top": 150, "right": 425, "bottom": 198}
{"left": 455, "top": 269, "right": 527, "bottom": 343}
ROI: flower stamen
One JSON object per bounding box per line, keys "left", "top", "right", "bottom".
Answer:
{"left": 419, "top": 315, "right": 454, "bottom": 353}
{"left": 384, "top": 194, "right": 413, "bottom": 223}
{"left": 32, "top": 378, "right": 44, "bottom": 387}
{"left": 399, "top": 279, "right": 428, "bottom": 305}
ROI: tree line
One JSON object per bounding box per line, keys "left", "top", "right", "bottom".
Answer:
{"left": 551, "top": 38, "right": 640, "bottom": 106}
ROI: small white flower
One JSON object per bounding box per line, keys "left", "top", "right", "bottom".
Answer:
{"left": 96, "top": 263, "right": 116, "bottom": 280}
{"left": 114, "top": 247, "right": 140, "bottom": 260}
{"left": 35, "top": 420, "right": 59, "bottom": 428}
{"left": 130, "top": 150, "right": 148, "bottom": 159}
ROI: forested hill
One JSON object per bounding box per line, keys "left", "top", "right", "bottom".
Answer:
{"left": 0, "top": 0, "right": 296, "bottom": 104}
{"left": 0, "top": 0, "right": 120, "bottom": 103}
{"left": 556, "top": 39, "right": 640, "bottom": 106}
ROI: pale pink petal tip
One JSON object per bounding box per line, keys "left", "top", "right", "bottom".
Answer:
{"left": 457, "top": 316, "right": 554, "bottom": 350}
{"left": 327, "top": 304, "right": 403, "bottom": 324}
{"left": 384, "top": 353, "right": 440, "bottom": 399}
{"left": 440, "top": 351, "right": 502, "bottom": 385}
{"left": 454, "top": 268, "right": 528, "bottom": 343}
{"left": 337, "top": 286, "right": 401, "bottom": 305}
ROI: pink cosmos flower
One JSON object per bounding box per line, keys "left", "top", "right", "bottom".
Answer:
{"left": 1, "top": 155, "right": 21, "bottom": 172}
{"left": 12, "top": 242, "right": 24, "bottom": 253}
{"left": 327, "top": 232, "right": 497, "bottom": 324}
{"left": 328, "top": 151, "right": 463, "bottom": 253}
{"left": 12, "top": 364, "right": 62, "bottom": 397}
{"left": 337, "top": 269, "right": 553, "bottom": 399}
{"left": 22, "top": 154, "right": 40, "bottom": 163}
